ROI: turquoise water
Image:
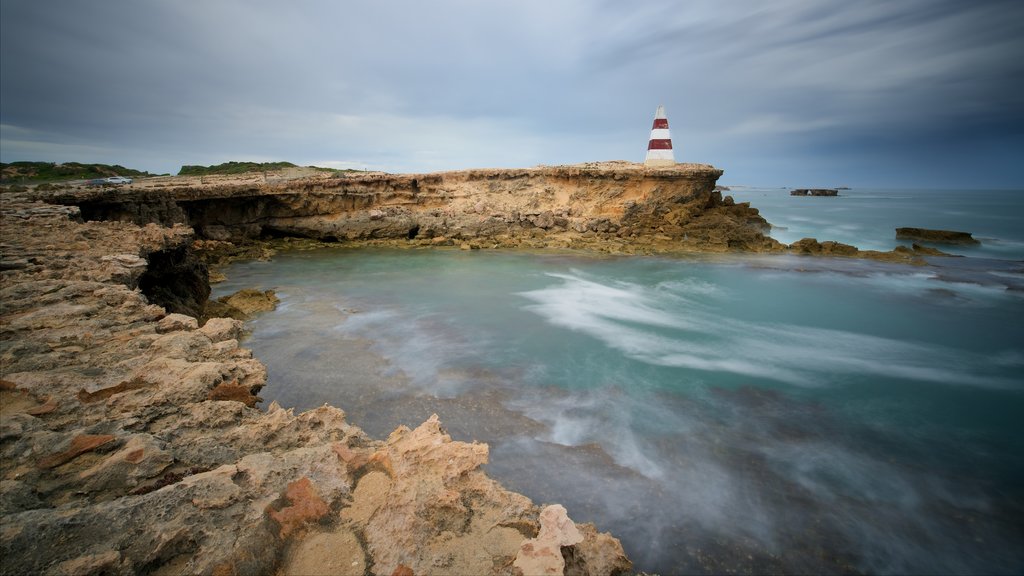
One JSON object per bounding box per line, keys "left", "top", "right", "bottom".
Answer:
{"left": 727, "top": 187, "right": 1024, "bottom": 259}
{"left": 214, "top": 191, "right": 1024, "bottom": 574}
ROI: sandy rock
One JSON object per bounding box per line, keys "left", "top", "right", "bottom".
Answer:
{"left": 514, "top": 504, "right": 583, "bottom": 576}
{"left": 156, "top": 313, "right": 198, "bottom": 333}
{"left": 199, "top": 317, "right": 244, "bottom": 342}
{"left": 280, "top": 528, "right": 366, "bottom": 576}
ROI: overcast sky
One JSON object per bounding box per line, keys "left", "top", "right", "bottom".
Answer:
{"left": 2, "top": 0, "right": 1022, "bottom": 187}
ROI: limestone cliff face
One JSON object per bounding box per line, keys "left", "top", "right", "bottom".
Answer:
{"left": 47, "top": 162, "right": 783, "bottom": 254}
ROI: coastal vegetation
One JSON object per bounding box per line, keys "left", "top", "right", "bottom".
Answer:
{"left": 0, "top": 161, "right": 156, "bottom": 183}
{"left": 177, "top": 161, "right": 363, "bottom": 176}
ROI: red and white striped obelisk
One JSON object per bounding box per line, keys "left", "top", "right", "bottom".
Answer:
{"left": 644, "top": 104, "right": 676, "bottom": 167}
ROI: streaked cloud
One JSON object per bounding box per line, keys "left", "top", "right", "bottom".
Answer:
{"left": 1, "top": 0, "right": 1021, "bottom": 186}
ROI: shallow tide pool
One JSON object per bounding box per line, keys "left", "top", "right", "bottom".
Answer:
{"left": 214, "top": 244, "right": 1024, "bottom": 574}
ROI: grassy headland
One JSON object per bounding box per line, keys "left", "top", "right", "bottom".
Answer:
{"left": 177, "top": 161, "right": 363, "bottom": 176}
{"left": 0, "top": 161, "right": 157, "bottom": 183}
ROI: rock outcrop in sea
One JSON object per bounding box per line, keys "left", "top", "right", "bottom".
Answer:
{"left": 895, "top": 227, "right": 980, "bottom": 245}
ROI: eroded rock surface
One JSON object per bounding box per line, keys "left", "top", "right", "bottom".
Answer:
{"left": 0, "top": 195, "right": 629, "bottom": 575}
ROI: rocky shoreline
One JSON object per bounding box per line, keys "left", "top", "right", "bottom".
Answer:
{"left": 0, "top": 195, "right": 635, "bottom": 575}
{"left": 0, "top": 162, "right": 952, "bottom": 575}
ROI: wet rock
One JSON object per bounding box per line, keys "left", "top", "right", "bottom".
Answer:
{"left": 790, "top": 238, "right": 859, "bottom": 256}
{"left": 221, "top": 288, "right": 279, "bottom": 316}
{"left": 896, "top": 227, "right": 980, "bottom": 244}
{"left": 910, "top": 243, "right": 952, "bottom": 256}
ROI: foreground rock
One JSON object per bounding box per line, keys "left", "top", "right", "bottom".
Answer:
{"left": 895, "top": 227, "right": 980, "bottom": 245}
{"left": 0, "top": 197, "right": 629, "bottom": 575}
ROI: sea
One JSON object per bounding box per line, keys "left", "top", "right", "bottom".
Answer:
{"left": 212, "top": 187, "right": 1024, "bottom": 575}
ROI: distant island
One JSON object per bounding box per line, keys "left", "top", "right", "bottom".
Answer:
{"left": 791, "top": 188, "right": 839, "bottom": 196}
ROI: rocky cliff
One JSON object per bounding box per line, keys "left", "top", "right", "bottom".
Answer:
{"left": 41, "top": 161, "right": 782, "bottom": 255}
{"left": 0, "top": 195, "right": 631, "bottom": 575}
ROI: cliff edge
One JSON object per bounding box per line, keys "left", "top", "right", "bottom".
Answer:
{"left": 40, "top": 161, "right": 782, "bottom": 255}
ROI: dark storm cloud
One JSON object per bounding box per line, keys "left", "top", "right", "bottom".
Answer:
{"left": 1, "top": 0, "right": 1022, "bottom": 185}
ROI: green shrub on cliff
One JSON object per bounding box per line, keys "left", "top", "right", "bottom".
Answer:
{"left": 177, "top": 161, "right": 364, "bottom": 176}
{"left": 178, "top": 161, "right": 298, "bottom": 176}
{"left": 0, "top": 161, "right": 154, "bottom": 183}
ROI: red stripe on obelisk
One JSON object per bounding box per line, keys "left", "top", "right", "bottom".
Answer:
{"left": 652, "top": 118, "right": 669, "bottom": 129}
{"left": 648, "top": 139, "right": 673, "bottom": 150}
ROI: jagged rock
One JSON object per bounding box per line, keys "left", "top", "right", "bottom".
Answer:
{"left": 564, "top": 523, "right": 633, "bottom": 576}
{"left": 347, "top": 414, "right": 536, "bottom": 575}
{"left": 514, "top": 504, "right": 584, "bottom": 575}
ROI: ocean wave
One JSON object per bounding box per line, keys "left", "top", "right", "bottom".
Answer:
{"left": 519, "top": 272, "right": 1021, "bottom": 390}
